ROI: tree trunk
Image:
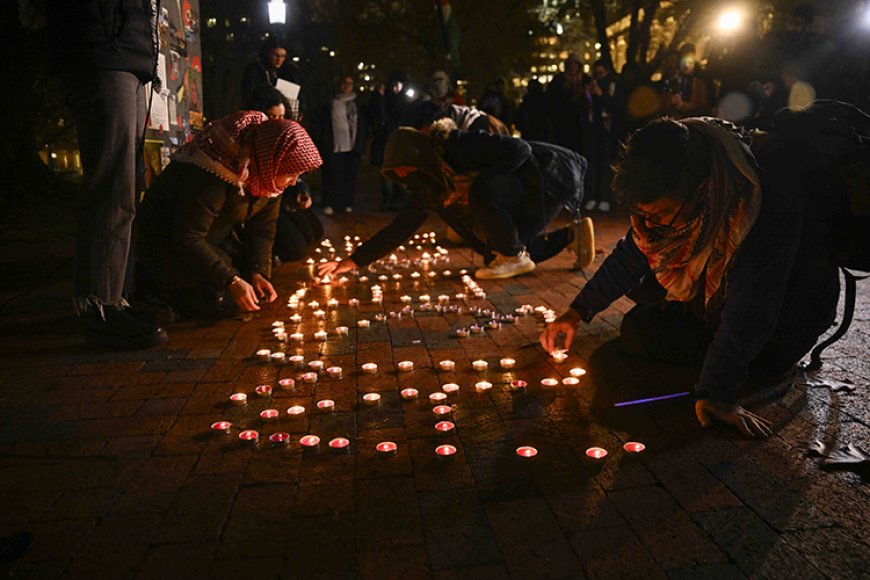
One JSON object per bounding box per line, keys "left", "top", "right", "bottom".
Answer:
{"left": 626, "top": 0, "right": 643, "bottom": 67}
{"left": 589, "top": 0, "right": 611, "bottom": 68}
{"left": 638, "top": 0, "right": 659, "bottom": 70}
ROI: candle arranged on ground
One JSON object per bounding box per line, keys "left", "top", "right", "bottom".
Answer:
{"left": 286, "top": 405, "right": 306, "bottom": 416}
{"left": 300, "top": 435, "right": 320, "bottom": 448}
{"left": 586, "top": 447, "right": 608, "bottom": 459}
{"left": 278, "top": 378, "right": 295, "bottom": 390}
{"left": 562, "top": 377, "right": 580, "bottom": 386}
{"left": 290, "top": 333, "right": 304, "bottom": 342}
{"left": 255, "top": 385, "right": 272, "bottom": 397}
{"left": 433, "top": 405, "right": 452, "bottom": 416}
{"left": 540, "top": 378, "right": 559, "bottom": 388}
{"left": 455, "top": 328, "right": 469, "bottom": 338}
{"left": 472, "top": 359, "right": 488, "bottom": 371}
{"left": 289, "top": 355, "right": 304, "bottom": 367}
{"left": 358, "top": 319, "right": 371, "bottom": 328}
{"left": 439, "top": 360, "right": 455, "bottom": 371}
{"left": 256, "top": 349, "right": 271, "bottom": 360}
{"left": 499, "top": 358, "right": 516, "bottom": 370}
{"left": 509, "top": 380, "right": 528, "bottom": 393}
{"left": 327, "top": 298, "right": 339, "bottom": 308}
{"left": 259, "top": 409, "right": 279, "bottom": 421}
{"left": 376, "top": 441, "right": 398, "bottom": 456}
{"left": 551, "top": 351, "right": 568, "bottom": 364}
{"left": 435, "top": 444, "right": 457, "bottom": 458}
{"left": 397, "top": 361, "right": 414, "bottom": 372}
{"left": 270, "top": 352, "right": 286, "bottom": 363}
{"left": 475, "top": 381, "right": 493, "bottom": 393}
{"left": 239, "top": 430, "right": 259, "bottom": 442}
{"left": 289, "top": 314, "right": 302, "bottom": 324}
{"left": 570, "top": 367, "right": 587, "bottom": 378}
{"left": 313, "top": 309, "right": 326, "bottom": 320}
{"left": 349, "top": 298, "right": 360, "bottom": 307}
{"left": 362, "top": 393, "right": 381, "bottom": 406}
{"left": 623, "top": 442, "right": 646, "bottom": 453}
{"left": 211, "top": 421, "right": 232, "bottom": 433}
{"left": 308, "top": 360, "right": 324, "bottom": 371}
{"left": 441, "top": 383, "right": 459, "bottom": 395}
{"left": 335, "top": 326, "right": 349, "bottom": 336}
{"left": 316, "top": 399, "right": 335, "bottom": 412}
{"left": 229, "top": 393, "right": 247, "bottom": 405}
{"left": 429, "top": 392, "right": 448, "bottom": 405}
{"left": 326, "top": 366, "right": 342, "bottom": 378}
{"left": 314, "top": 331, "right": 328, "bottom": 341}
{"left": 400, "top": 388, "right": 419, "bottom": 400}
{"left": 435, "top": 420, "right": 455, "bottom": 434}
{"left": 361, "top": 363, "right": 378, "bottom": 374}
{"left": 329, "top": 437, "right": 350, "bottom": 450}
{"left": 269, "top": 432, "right": 290, "bottom": 445}
{"left": 301, "top": 372, "right": 318, "bottom": 384}
{"left": 516, "top": 446, "right": 538, "bottom": 458}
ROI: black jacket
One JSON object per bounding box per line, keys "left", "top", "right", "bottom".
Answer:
{"left": 45, "top": 0, "right": 157, "bottom": 81}
{"left": 137, "top": 163, "right": 279, "bottom": 291}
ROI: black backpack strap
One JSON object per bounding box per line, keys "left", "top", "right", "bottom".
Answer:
{"left": 805, "top": 268, "right": 869, "bottom": 370}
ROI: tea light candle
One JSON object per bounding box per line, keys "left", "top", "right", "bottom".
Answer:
{"left": 270, "top": 352, "right": 286, "bottom": 363}
{"left": 362, "top": 393, "right": 381, "bottom": 406}
{"left": 455, "top": 328, "right": 469, "bottom": 338}
{"left": 358, "top": 319, "right": 371, "bottom": 328}
{"left": 540, "top": 378, "right": 559, "bottom": 388}
{"left": 429, "top": 392, "right": 448, "bottom": 405}
{"left": 327, "top": 298, "right": 339, "bottom": 308}
{"left": 432, "top": 405, "right": 452, "bottom": 416}
{"left": 562, "top": 377, "right": 580, "bottom": 386}
{"left": 349, "top": 298, "right": 360, "bottom": 307}
{"left": 516, "top": 446, "right": 538, "bottom": 458}
{"left": 314, "top": 331, "right": 328, "bottom": 341}
{"left": 289, "top": 314, "right": 302, "bottom": 324}
{"left": 275, "top": 332, "right": 288, "bottom": 341}
{"left": 312, "top": 309, "right": 326, "bottom": 320}
{"left": 435, "top": 420, "right": 455, "bottom": 434}
{"left": 470, "top": 325, "right": 483, "bottom": 334}
{"left": 509, "top": 380, "right": 528, "bottom": 393}
{"left": 329, "top": 437, "right": 350, "bottom": 450}
{"left": 229, "top": 393, "right": 247, "bottom": 405}
{"left": 272, "top": 321, "right": 285, "bottom": 328}
{"left": 316, "top": 399, "right": 335, "bottom": 413}
{"left": 438, "top": 360, "right": 456, "bottom": 371}
{"left": 289, "top": 355, "right": 304, "bottom": 367}
{"left": 260, "top": 408, "right": 279, "bottom": 421}
{"left": 442, "top": 270, "right": 452, "bottom": 277}
{"left": 256, "top": 349, "right": 271, "bottom": 360}
{"left": 475, "top": 381, "right": 493, "bottom": 393}
{"left": 308, "top": 360, "right": 324, "bottom": 371}
{"left": 286, "top": 405, "right": 306, "bottom": 416}
{"left": 400, "top": 295, "right": 412, "bottom": 303}
{"left": 301, "top": 372, "right": 318, "bottom": 384}
{"left": 378, "top": 275, "right": 388, "bottom": 282}
{"left": 211, "top": 421, "right": 232, "bottom": 433}
{"left": 441, "top": 383, "right": 460, "bottom": 395}
{"left": 551, "top": 351, "right": 568, "bottom": 364}
{"left": 435, "top": 444, "right": 457, "bottom": 458}
{"left": 499, "top": 358, "right": 516, "bottom": 370}
{"left": 487, "top": 320, "right": 501, "bottom": 330}
{"left": 570, "top": 367, "right": 587, "bottom": 378}
{"left": 400, "top": 388, "right": 419, "bottom": 400}
{"left": 278, "top": 378, "right": 295, "bottom": 390}
{"left": 624, "top": 442, "right": 646, "bottom": 453}
{"left": 586, "top": 447, "right": 608, "bottom": 459}
{"left": 374, "top": 313, "right": 385, "bottom": 321}
{"left": 238, "top": 430, "right": 259, "bottom": 442}
{"left": 361, "top": 363, "right": 378, "bottom": 374}
{"left": 300, "top": 435, "right": 320, "bottom": 448}
{"left": 326, "top": 366, "right": 342, "bottom": 378}
{"left": 397, "top": 361, "right": 414, "bottom": 372}
{"left": 472, "top": 360, "right": 488, "bottom": 371}
{"left": 308, "top": 300, "right": 319, "bottom": 309}
{"left": 392, "top": 273, "right": 402, "bottom": 280}
{"left": 438, "top": 295, "right": 450, "bottom": 304}
{"left": 359, "top": 276, "right": 369, "bottom": 283}
{"left": 335, "top": 326, "right": 349, "bottom": 336}
{"left": 290, "top": 333, "right": 304, "bottom": 342}
{"left": 376, "top": 441, "right": 398, "bottom": 456}
{"left": 269, "top": 432, "right": 290, "bottom": 445}
{"left": 419, "top": 294, "right": 430, "bottom": 303}
{"left": 255, "top": 385, "right": 273, "bottom": 397}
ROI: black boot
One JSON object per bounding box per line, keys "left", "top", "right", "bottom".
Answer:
{"left": 85, "top": 304, "right": 168, "bottom": 349}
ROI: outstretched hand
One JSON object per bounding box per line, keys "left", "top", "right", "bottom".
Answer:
{"left": 317, "top": 259, "right": 357, "bottom": 278}
{"left": 695, "top": 399, "right": 772, "bottom": 438}
{"left": 251, "top": 273, "right": 277, "bottom": 303}
{"left": 539, "top": 309, "right": 582, "bottom": 354}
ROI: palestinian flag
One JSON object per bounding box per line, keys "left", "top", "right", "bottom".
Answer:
{"left": 435, "top": 0, "right": 461, "bottom": 74}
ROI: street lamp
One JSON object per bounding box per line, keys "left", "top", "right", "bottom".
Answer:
{"left": 268, "top": 0, "right": 286, "bottom": 24}
{"left": 716, "top": 8, "right": 744, "bottom": 34}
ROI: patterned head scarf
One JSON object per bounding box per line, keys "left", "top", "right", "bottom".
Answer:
{"left": 173, "top": 111, "right": 322, "bottom": 197}
{"left": 631, "top": 118, "right": 762, "bottom": 305}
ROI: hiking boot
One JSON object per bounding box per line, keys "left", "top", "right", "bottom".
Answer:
{"left": 475, "top": 250, "right": 536, "bottom": 280}
{"left": 568, "top": 217, "right": 596, "bottom": 270}
{"left": 85, "top": 304, "right": 168, "bottom": 349}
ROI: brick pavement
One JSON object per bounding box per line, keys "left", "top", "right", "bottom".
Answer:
{"left": 0, "top": 203, "right": 868, "bottom": 579}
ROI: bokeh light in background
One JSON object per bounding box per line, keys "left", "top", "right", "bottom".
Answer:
{"left": 716, "top": 7, "right": 745, "bottom": 35}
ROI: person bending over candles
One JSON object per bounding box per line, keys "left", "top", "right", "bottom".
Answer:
{"left": 136, "top": 111, "right": 322, "bottom": 318}
{"left": 318, "top": 118, "right": 594, "bottom": 281}
{"left": 541, "top": 117, "right": 840, "bottom": 438}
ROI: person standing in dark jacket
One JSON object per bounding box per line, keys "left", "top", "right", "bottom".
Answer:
{"left": 45, "top": 0, "right": 166, "bottom": 349}
{"left": 136, "top": 112, "right": 322, "bottom": 318}
{"left": 318, "top": 119, "right": 594, "bottom": 280}
{"left": 241, "top": 37, "right": 303, "bottom": 119}
{"left": 369, "top": 71, "right": 412, "bottom": 209}
{"left": 316, "top": 76, "right": 369, "bottom": 215}
{"left": 516, "top": 79, "right": 550, "bottom": 142}
{"left": 541, "top": 118, "right": 839, "bottom": 438}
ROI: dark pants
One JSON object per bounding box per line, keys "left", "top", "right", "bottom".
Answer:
{"left": 273, "top": 209, "right": 324, "bottom": 262}
{"left": 322, "top": 151, "right": 361, "bottom": 209}
{"left": 63, "top": 71, "right": 146, "bottom": 312}
{"left": 466, "top": 173, "right": 569, "bottom": 260}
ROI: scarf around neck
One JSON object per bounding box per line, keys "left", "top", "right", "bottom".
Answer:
{"left": 631, "top": 118, "right": 762, "bottom": 305}
{"left": 173, "top": 111, "right": 322, "bottom": 197}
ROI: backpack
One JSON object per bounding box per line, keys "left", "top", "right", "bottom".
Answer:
{"left": 762, "top": 100, "right": 870, "bottom": 369}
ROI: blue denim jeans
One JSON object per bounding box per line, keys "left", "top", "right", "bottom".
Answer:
{"left": 63, "top": 71, "right": 146, "bottom": 313}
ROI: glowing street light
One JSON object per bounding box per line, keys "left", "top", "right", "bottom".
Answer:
{"left": 268, "top": 0, "right": 286, "bottom": 25}
{"left": 716, "top": 8, "right": 744, "bottom": 34}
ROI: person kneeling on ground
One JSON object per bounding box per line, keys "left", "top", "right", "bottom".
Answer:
{"left": 541, "top": 117, "right": 840, "bottom": 438}
{"left": 318, "top": 118, "right": 593, "bottom": 281}
{"left": 136, "top": 111, "right": 322, "bottom": 318}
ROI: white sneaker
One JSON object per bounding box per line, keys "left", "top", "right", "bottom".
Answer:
{"left": 598, "top": 201, "right": 611, "bottom": 212}
{"left": 344, "top": 207, "right": 353, "bottom": 213}
{"left": 584, "top": 200, "right": 597, "bottom": 212}
{"left": 323, "top": 206, "right": 334, "bottom": 215}
{"left": 475, "top": 250, "right": 536, "bottom": 280}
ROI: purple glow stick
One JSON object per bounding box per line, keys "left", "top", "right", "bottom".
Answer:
{"left": 614, "top": 391, "right": 691, "bottom": 407}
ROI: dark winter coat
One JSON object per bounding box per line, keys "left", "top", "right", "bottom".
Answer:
{"left": 137, "top": 163, "right": 279, "bottom": 291}
{"left": 45, "top": 0, "right": 157, "bottom": 81}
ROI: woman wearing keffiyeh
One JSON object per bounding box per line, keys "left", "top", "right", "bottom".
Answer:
{"left": 542, "top": 117, "right": 840, "bottom": 438}
{"left": 136, "top": 111, "right": 322, "bottom": 319}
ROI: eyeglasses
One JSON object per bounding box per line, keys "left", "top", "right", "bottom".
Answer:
{"left": 629, "top": 189, "right": 694, "bottom": 232}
